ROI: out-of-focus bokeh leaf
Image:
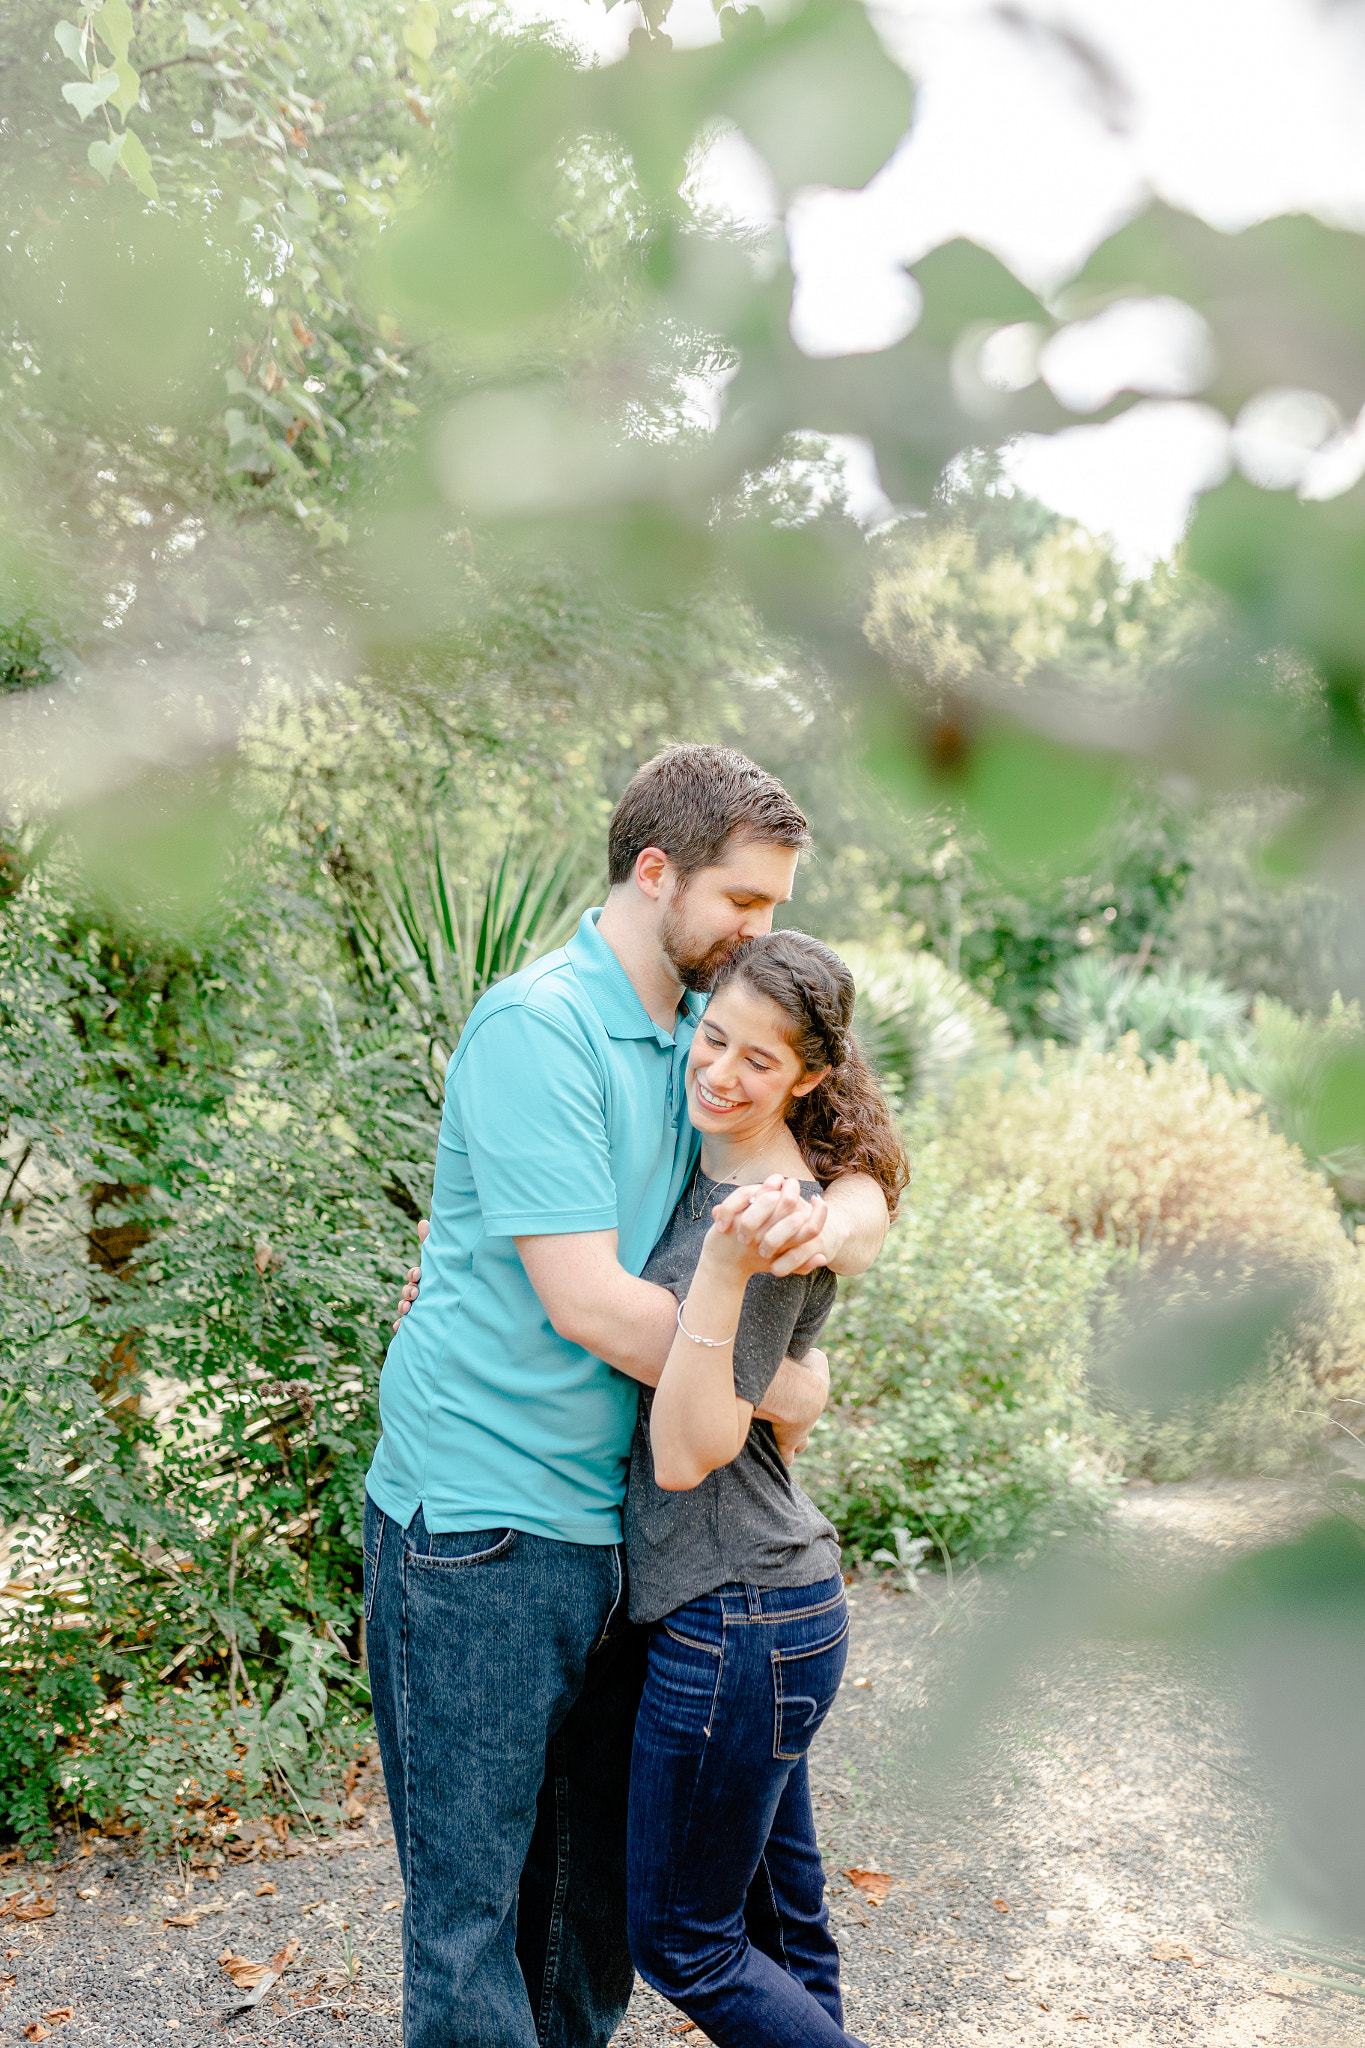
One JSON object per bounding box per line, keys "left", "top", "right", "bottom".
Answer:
{"left": 64, "top": 763, "right": 246, "bottom": 934}
{"left": 1188, "top": 1518, "right": 1365, "bottom": 1941}
{"left": 1101, "top": 1270, "right": 1308, "bottom": 1417}
{"left": 961, "top": 725, "right": 1124, "bottom": 879}
{"left": 1305, "top": 1045, "right": 1365, "bottom": 1159}
{"left": 1186, "top": 476, "right": 1365, "bottom": 689}
{"left": 1069, "top": 205, "right": 1365, "bottom": 418}
{"left": 588, "top": 0, "right": 912, "bottom": 203}
{"left": 366, "top": 45, "right": 584, "bottom": 336}
{"left": 7, "top": 203, "right": 244, "bottom": 430}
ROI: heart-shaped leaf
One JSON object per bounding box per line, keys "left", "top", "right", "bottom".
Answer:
{"left": 94, "top": 0, "right": 134, "bottom": 65}
{"left": 61, "top": 72, "right": 118, "bottom": 120}
{"left": 87, "top": 133, "right": 125, "bottom": 183}
{"left": 118, "top": 127, "right": 158, "bottom": 201}
{"left": 53, "top": 19, "right": 85, "bottom": 66}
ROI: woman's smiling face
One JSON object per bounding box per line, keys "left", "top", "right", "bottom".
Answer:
{"left": 685, "top": 977, "right": 823, "bottom": 1149}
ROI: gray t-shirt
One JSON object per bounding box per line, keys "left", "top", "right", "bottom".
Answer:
{"left": 624, "top": 1165, "right": 841, "bottom": 1626}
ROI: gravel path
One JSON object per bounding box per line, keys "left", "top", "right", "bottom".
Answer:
{"left": 7, "top": 1481, "right": 1363, "bottom": 2048}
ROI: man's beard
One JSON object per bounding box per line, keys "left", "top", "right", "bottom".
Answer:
{"left": 659, "top": 900, "right": 742, "bottom": 994}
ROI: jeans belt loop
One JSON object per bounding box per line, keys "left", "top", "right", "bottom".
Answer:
{"left": 744, "top": 1583, "right": 763, "bottom": 1618}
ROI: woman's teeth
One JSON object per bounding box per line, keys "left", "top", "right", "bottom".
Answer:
{"left": 696, "top": 1076, "right": 740, "bottom": 1112}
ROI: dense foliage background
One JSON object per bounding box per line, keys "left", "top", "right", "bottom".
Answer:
{"left": 4, "top": 0, "right": 1365, "bottom": 1937}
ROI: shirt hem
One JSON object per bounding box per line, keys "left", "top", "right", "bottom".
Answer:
{"left": 627, "top": 1541, "right": 843, "bottom": 1627}
{"left": 482, "top": 1205, "right": 620, "bottom": 1236}
{"left": 364, "top": 1478, "right": 622, "bottom": 1548}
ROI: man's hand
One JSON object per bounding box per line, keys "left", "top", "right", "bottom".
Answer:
{"left": 391, "top": 1218, "right": 429, "bottom": 1331}
{"left": 767, "top": 1346, "right": 829, "bottom": 1464}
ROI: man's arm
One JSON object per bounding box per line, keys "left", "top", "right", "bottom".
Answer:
{"left": 513, "top": 1228, "right": 829, "bottom": 1436}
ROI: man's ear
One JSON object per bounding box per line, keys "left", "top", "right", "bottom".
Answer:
{"left": 634, "top": 846, "right": 671, "bottom": 900}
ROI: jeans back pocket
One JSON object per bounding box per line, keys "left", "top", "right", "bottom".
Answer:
{"left": 771, "top": 1613, "right": 849, "bottom": 1762}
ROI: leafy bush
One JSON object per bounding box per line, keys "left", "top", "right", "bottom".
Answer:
{"left": 70, "top": 1629, "right": 369, "bottom": 1857}
{"left": 944, "top": 1040, "right": 1365, "bottom": 1476}
{"left": 0, "top": 850, "right": 429, "bottom": 1849}
{"left": 948, "top": 1037, "right": 1349, "bottom": 1270}
{"left": 806, "top": 1110, "right": 1117, "bottom": 1562}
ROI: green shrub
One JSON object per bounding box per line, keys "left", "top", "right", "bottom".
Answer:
{"left": 69, "top": 1629, "right": 369, "bottom": 1857}
{"left": 806, "top": 1111, "right": 1117, "bottom": 1562}
{"left": 945, "top": 1042, "right": 1365, "bottom": 1477}
{"left": 0, "top": 853, "right": 428, "bottom": 1849}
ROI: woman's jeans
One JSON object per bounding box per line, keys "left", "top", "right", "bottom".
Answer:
{"left": 363, "top": 1497, "right": 643, "bottom": 2048}
{"left": 626, "top": 1576, "right": 864, "bottom": 2048}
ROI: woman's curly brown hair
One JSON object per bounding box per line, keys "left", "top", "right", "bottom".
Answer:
{"left": 712, "top": 930, "right": 911, "bottom": 1220}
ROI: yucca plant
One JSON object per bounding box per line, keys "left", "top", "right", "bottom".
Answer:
{"left": 837, "top": 941, "right": 1010, "bottom": 1103}
{"left": 1046, "top": 954, "right": 1247, "bottom": 1063}
{"left": 339, "top": 824, "right": 603, "bottom": 1095}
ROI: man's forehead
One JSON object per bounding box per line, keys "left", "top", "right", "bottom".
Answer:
{"left": 703, "top": 837, "right": 800, "bottom": 898}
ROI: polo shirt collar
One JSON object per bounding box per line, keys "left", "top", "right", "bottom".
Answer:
{"left": 566, "top": 909, "right": 704, "bottom": 1047}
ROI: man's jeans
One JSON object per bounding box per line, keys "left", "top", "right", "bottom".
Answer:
{"left": 363, "top": 1497, "right": 642, "bottom": 2048}
{"left": 625, "top": 1575, "right": 865, "bottom": 2048}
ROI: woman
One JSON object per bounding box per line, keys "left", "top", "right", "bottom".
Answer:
{"left": 624, "top": 929, "right": 910, "bottom": 2048}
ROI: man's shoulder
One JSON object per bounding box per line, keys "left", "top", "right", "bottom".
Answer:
{"left": 451, "top": 949, "right": 604, "bottom": 1063}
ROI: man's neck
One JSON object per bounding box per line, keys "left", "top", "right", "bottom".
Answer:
{"left": 595, "top": 891, "right": 687, "bottom": 1033}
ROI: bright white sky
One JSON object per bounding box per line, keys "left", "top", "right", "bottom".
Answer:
{"left": 505, "top": 0, "right": 1365, "bottom": 563}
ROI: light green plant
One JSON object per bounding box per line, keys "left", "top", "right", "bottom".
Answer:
{"left": 1044, "top": 954, "right": 1248, "bottom": 1063}
{"left": 838, "top": 940, "right": 1010, "bottom": 1102}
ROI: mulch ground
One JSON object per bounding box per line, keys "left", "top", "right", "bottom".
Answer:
{"left": 6, "top": 1480, "right": 1363, "bottom": 2048}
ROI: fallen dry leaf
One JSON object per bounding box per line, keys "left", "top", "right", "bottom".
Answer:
{"left": 13, "top": 1900, "right": 54, "bottom": 1922}
{"left": 1067, "top": 2013, "right": 1091, "bottom": 2022}
{"left": 381, "top": 1901, "right": 402, "bottom": 1914}
{"left": 992, "top": 1898, "right": 1009, "bottom": 1913}
{"left": 851, "top": 1677, "right": 872, "bottom": 1690}
{"left": 271, "top": 1941, "right": 301, "bottom": 1973}
{"left": 41, "top": 2009, "right": 72, "bottom": 2025}
{"left": 256, "top": 1883, "right": 277, "bottom": 1898}
{"left": 220, "top": 1951, "right": 272, "bottom": 1991}
{"left": 74, "top": 1890, "right": 98, "bottom": 1902}
{"left": 843, "top": 1869, "right": 892, "bottom": 1905}
{"left": 1150, "top": 1939, "right": 1199, "bottom": 1964}
{"left": 163, "top": 1913, "right": 200, "bottom": 1929}
{"left": 344, "top": 1794, "right": 366, "bottom": 1825}
{"left": 22, "top": 2024, "right": 50, "bottom": 2041}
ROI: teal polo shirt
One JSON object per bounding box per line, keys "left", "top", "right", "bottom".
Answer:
{"left": 365, "top": 910, "right": 704, "bottom": 1545}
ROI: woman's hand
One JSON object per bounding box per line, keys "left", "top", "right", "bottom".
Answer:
{"left": 710, "top": 1174, "right": 831, "bottom": 1275}
{"left": 704, "top": 1179, "right": 820, "bottom": 1277}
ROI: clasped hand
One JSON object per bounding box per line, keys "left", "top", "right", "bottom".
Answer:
{"left": 705, "top": 1174, "right": 831, "bottom": 1278}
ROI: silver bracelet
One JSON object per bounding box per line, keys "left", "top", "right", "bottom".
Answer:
{"left": 676, "top": 1298, "right": 736, "bottom": 1348}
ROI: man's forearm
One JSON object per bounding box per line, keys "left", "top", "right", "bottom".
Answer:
{"left": 755, "top": 1348, "right": 829, "bottom": 1433}
{"left": 822, "top": 1173, "right": 890, "bottom": 1276}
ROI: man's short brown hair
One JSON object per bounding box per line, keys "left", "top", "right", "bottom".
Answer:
{"left": 607, "top": 745, "right": 811, "bottom": 886}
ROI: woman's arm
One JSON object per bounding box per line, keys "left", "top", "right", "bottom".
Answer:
{"left": 649, "top": 1182, "right": 814, "bottom": 1492}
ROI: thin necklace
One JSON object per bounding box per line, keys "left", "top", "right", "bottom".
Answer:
{"left": 688, "top": 1151, "right": 800, "bottom": 1218}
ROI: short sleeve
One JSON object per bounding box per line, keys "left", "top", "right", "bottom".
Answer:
{"left": 731, "top": 1273, "right": 816, "bottom": 1409}
{"left": 454, "top": 1004, "right": 619, "bottom": 1238}
{"left": 787, "top": 1269, "right": 837, "bottom": 1360}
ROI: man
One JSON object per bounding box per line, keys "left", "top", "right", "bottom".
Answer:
{"left": 364, "top": 745, "right": 890, "bottom": 2048}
